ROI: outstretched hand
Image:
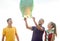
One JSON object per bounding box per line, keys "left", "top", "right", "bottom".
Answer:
{"left": 24, "top": 17, "right": 27, "bottom": 22}
{"left": 24, "top": 17, "right": 26, "bottom": 20}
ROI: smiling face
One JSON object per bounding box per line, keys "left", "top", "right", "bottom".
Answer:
{"left": 7, "top": 18, "right": 12, "bottom": 25}
{"left": 47, "top": 22, "right": 53, "bottom": 30}
{"left": 38, "top": 19, "right": 44, "bottom": 26}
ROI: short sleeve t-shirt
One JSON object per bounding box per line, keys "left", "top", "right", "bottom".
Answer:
{"left": 31, "top": 26, "right": 45, "bottom": 41}
{"left": 3, "top": 26, "right": 17, "bottom": 41}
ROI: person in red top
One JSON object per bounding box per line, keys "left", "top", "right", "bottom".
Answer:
{"left": 45, "top": 22, "right": 57, "bottom": 41}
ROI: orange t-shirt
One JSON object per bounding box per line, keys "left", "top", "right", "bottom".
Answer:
{"left": 3, "top": 26, "right": 17, "bottom": 41}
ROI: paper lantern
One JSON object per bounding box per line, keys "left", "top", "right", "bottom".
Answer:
{"left": 20, "top": 0, "right": 33, "bottom": 18}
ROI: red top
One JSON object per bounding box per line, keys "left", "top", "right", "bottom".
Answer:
{"left": 48, "top": 33, "right": 53, "bottom": 41}
{"left": 45, "top": 32, "right": 53, "bottom": 41}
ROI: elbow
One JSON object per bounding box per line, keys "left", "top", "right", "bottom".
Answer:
{"left": 26, "top": 26, "right": 29, "bottom": 29}
{"left": 26, "top": 25, "right": 29, "bottom": 29}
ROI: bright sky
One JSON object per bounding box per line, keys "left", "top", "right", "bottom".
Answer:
{"left": 0, "top": 0, "right": 60, "bottom": 41}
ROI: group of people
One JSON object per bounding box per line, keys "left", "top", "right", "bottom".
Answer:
{"left": 2, "top": 17, "right": 57, "bottom": 41}
{"left": 24, "top": 17, "right": 57, "bottom": 41}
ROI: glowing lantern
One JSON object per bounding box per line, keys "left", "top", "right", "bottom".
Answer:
{"left": 20, "top": 0, "right": 33, "bottom": 18}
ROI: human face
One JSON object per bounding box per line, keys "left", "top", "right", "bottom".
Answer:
{"left": 47, "top": 22, "right": 53, "bottom": 30}
{"left": 38, "top": 19, "right": 44, "bottom": 25}
{"left": 7, "top": 19, "right": 12, "bottom": 25}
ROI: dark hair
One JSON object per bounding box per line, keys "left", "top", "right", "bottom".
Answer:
{"left": 50, "top": 22, "right": 57, "bottom": 36}
{"left": 7, "top": 18, "right": 12, "bottom": 22}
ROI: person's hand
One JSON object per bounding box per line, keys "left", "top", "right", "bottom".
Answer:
{"left": 32, "top": 17, "right": 35, "bottom": 21}
{"left": 24, "top": 17, "right": 27, "bottom": 21}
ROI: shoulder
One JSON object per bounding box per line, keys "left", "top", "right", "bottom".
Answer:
{"left": 50, "top": 28, "right": 54, "bottom": 33}
{"left": 3, "top": 28, "right": 6, "bottom": 30}
{"left": 42, "top": 27, "right": 45, "bottom": 31}
{"left": 46, "top": 30, "right": 48, "bottom": 32}
{"left": 32, "top": 26, "right": 36, "bottom": 29}
{"left": 3, "top": 26, "right": 8, "bottom": 30}
{"left": 32, "top": 26, "right": 36, "bottom": 30}
{"left": 3, "top": 27, "right": 8, "bottom": 32}
{"left": 12, "top": 26, "right": 16, "bottom": 28}
{"left": 32, "top": 26, "right": 36, "bottom": 28}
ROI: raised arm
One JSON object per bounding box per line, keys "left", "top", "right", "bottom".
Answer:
{"left": 24, "top": 18, "right": 32, "bottom": 30}
{"left": 32, "top": 17, "right": 44, "bottom": 31}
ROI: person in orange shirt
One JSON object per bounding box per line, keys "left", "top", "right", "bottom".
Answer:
{"left": 2, "top": 18, "right": 19, "bottom": 41}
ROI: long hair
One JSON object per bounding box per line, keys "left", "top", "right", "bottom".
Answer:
{"left": 50, "top": 22, "right": 57, "bottom": 36}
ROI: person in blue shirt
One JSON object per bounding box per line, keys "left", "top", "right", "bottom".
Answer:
{"left": 24, "top": 17, "right": 45, "bottom": 41}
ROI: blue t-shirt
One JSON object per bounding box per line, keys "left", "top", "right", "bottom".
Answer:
{"left": 31, "top": 26, "right": 45, "bottom": 41}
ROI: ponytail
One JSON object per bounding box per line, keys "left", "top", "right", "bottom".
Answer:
{"left": 51, "top": 22, "right": 57, "bottom": 36}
